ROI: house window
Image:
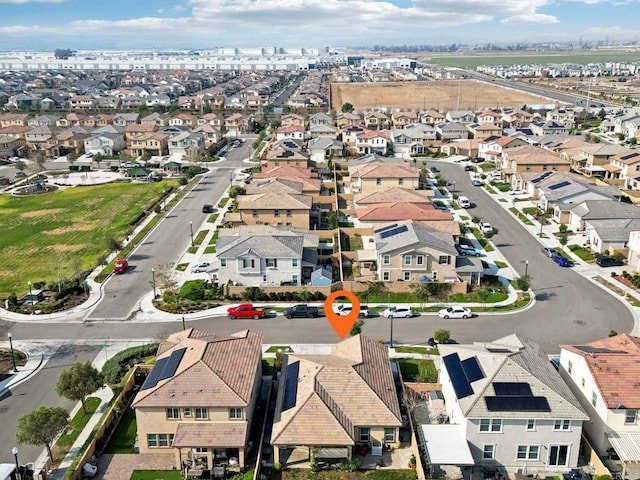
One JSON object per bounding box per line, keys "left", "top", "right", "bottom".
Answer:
{"left": 404, "top": 255, "right": 412, "bottom": 265}
{"left": 292, "top": 258, "right": 298, "bottom": 267}
{"left": 292, "top": 275, "right": 298, "bottom": 284}
{"left": 383, "top": 255, "right": 390, "bottom": 265}
{"left": 158, "top": 433, "right": 174, "bottom": 447}
{"left": 242, "top": 258, "right": 255, "bottom": 269}
{"left": 398, "top": 178, "right": 404, "bottom": 185}
{"left": 183, "top": 408, "right": 191, "bottom": 417}
{"left": 549, "top": 445, "right": 569, "bottom": 466}
{"left": 480, "top": 419, "right": 502, "bottom": 432}
{"left": 526, "top": 419, "right": 536, "bottom": 431}
{"left": 194, "top": 448, "right": 208, "bottom": 453}
{"left": 274, "top": 209, "right": 280, "bottom": 217}
{"left": 592, "top": 391, "right": 598, "bottom": 407}
{"left": 581, "top": 377, "right": 585, "bottom": 388}
{"left": 567, "top": 360, "right": 573, "bottom": 374}
{"left": 404, "top": 272, "right": 411, "bottom": 281}
{"left": 266, "top": 258, "right": 278, "bottom": 268}
{"left": 554, "top": 419, "right": 571, "bottom": 431}
{"left": 383, "top": 271, "right": 390, "bottom": 281}
{"left": 286, "top": 210, "right": 292, "bottom": 217}
{"left": 517, "top": 445, "right": 540, "bottom": 460}
{"left": 359, "top": 427, "right": 370, "bottom": 443}
{"left": 416, "top": 255, "right": 424, "bottom": 265}
{"left": 166, "top": 408, "right": 179, "bottom": 419}
{"left": 482, "top": 444, "right": 495, "bottom": 459}
{"left": 229, "top": 408, "right": 243, "bottom": 420}
{"left": 195, "top": 408, "right": 208, "bottom": 420}
{"left": 220, "top": 258, "right": 227, "bottom": 268}
{"left": 625, "top": 409, "right": 637, "bottom": 424}
{"left": 438, "top": 256, "right": 449, "bottom": 265}
{"left": 147, "top": 434, "right": 158, "bottom": 447}
{"left": 376, "top": 178, "right": 382, "bottom": 185}
{"left": 384, "top": 428, "right": 396, "bottom": 443}
{"left": 252, "top": 209, "right": 258, "bottom": 218}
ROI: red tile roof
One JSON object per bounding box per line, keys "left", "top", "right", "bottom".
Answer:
{"left": 357, "top": 202, "right": 452, "bottom": 222}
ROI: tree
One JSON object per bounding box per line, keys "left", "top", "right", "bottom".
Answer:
{"left": 433, "top": 328, "right": 451, "bottom": 343}
{"left": 33, "top": 150, "right": 46, "bottom": 181}
{"left": 228, "top": 186, "right": 246, "bottom": 199}
{"left": 53, "top": 48, "right": 73, "bottom": 59}
{"left": 55, "top": 362, "right": 104, "bottom": 414}
{"left": 558, "top": 223, "right": 568, "bottom": 234}
{"left": 341, "top": 102, "right": 354, "bottom": 113}
{"left": 350, "top": 318, "right": 364, "bottom": 336}
{"left": 327, "top": 212, "right": 339, "bottom": 230}
{"left": 412, "top": 282, "right": 452, "bottom": 306}
{"left": 16, "top": 406, "right": 68, "bottom": 464}
{"left": 559, "top": 234, "right": 568, "bottom": 247}
{"left": 14, "top": 160, "right": 27, "bottom": 176}
{"left": 155, "top": 263, "right": 180, "bottom": 306}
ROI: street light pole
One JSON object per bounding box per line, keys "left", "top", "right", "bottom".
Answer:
{"left": 27, "top": 280, "right": 34, "bottom": 314}
{"left": 7, "top": 332, "right": 17, "bottom": 372}
{"left": 525, "top": 260, "right": 529, "bottom": 278}
{"left": 12, "top": 446, "right": 20, "bottom": 480}
{"left": 388, "top": 292, "right": 394, "bottom": 348}
{"left": 182, "top": 313, "right": 186, "bottom": 330}
{"left": 189, "top": 221, "right": 194, "bottom": 247}
{"left": 229, "top": 170, "right": 233, "bottom": 185}
{"left": 151, "top": 268, "right": 157, "bottom": 299}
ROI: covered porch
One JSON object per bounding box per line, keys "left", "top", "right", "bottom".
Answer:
{"left": 605, "top": 431, "right": 640, "bottom": 480}
{"left": 172, "top": 422, "right": 247, "bottom": 477}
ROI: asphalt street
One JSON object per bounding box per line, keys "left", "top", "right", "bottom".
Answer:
{"left": 0, "top": 343, "right": 99, "bottom": 464}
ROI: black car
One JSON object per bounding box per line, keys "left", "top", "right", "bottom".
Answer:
{"left": 430, "top": 166, "right": 440, "bottom": 173}
{"left": 596, "top": 256, "right": 624, "bottom": 267}
{"left": 202, "top": 204, "right": 216, "bottom": 213}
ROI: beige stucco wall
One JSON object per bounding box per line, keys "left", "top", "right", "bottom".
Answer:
{"left": 359, "top": 177, "right": 420, "bottom": 194}
{"left": 378, "top": 249, "right": 457, "bottom": 282}
{"left": 238, "top": 209, "right": 309, "bottom": 229}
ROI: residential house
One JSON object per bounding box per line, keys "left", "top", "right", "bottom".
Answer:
{"left": 348, "top": 162, "right": 420, "bottom": 195}
{"left": 170, "top": 113, "right": 197, "bottom": 128}
{"left": 445, "top": 110, "right": 474, "bottom": 123}
{"left": 0, "top": 113, "right": 29, "bottom": 128}
{"left": 627, "top": 230, "right": 640, "bottom": 271}
{"left": 308, "top": 138, "right": 343, "bottom": 163}
{"left": 24, "top": 125, "right": 56, "bottom": 156}
{"left": 192, "top": 124, "right": 222, "bottom": 147}
{"left": 280, "top": 113, "right": 306, "bottom": 128}
{"left": 275, "top": 125, "right": 306, "bottom": 141}
{"left": 357, "top": 202, "right": 452, "bottom": 227}
{"left": 392, "top": 124, "right": 436, "bottom": 158}
{"left": 499, "top": 145, "right": 570, "bottom": 188}
{"left": 476, "top": 110, "right": 503, "bottom": 127}
{"left": 141, "top": 112, "right": 171, "bottom": 127}
{"left": 132, "top": 328, "right": 263, "bottom": 471}
{"left": 55, "top": 129, "right": 88, "bottom": 156}
{"left": 216, "top": 232, "right": 304, "bottom": 287}
{"left": 340, "top": 125, "right": 366, "bottom": 149}
{"left": 530, "top": 121, "right": 570, "bottom": 136}
{"left": 168, "top": 132, "right": 205, "bottom": 159}
{"left": 308, "top": 124, "right": 338, "bottom": 139}
{"left": 391, "top": 111, "right": 418, "bottom": 128}
{"left": 419, "top": 110, "right": 446, "bottom": 126}
{"left": 336, "top": 112, "right": 362, "bottom": 128}
{"left": 502, "top": 108, "right": 534, "bottom": 129}
{"left": 309, "top": 112, "right": 333, "bottom": 127}
{"left": 0, "top": 135, "right": 26, "bottom": 157}
{"left": 442, "top": 138, "right": 482, "bottom": 158}
{"left": 113, "top": 113, "right": 140, "bottom": 127}
{"left": 429, "top": 335, "right": 587, "bottom": 474}
{"left": 467, "top": 123, "right": 503, "bottom": 140}
{"left": 225, "top": 192, "right": 312, "bottom": 229}
{"left": 130, "top": 132, "right": 170, "bottom": 157}
{"left": 374, "top": 220, "right": 458, "bottom": 283}
{"left": 224, "top": 114, "right": 249, "bottom": 136}
{"left": 354, "top": 187, "right": 434, "bottom": 207}
{"left": 435, "top": 122, "right": 469, "bottom": 141}
{"left": 271, "top": 335, "right": 402, "bottom": 466}
{"left": 264, "top": 148, "right": 309, "bottom": 169}
{"left": 69, "top": 95, "right": 95, "bottom": 110}
{"left": 546, "top": 107, "right": 575, "bottom": 129}
{"left": 197, "top": 113, "right": 222, "bottom": 128}
{"left": 573, "top": 144, "right": 627, "bottom": 179}
{"left": 606, "top": 150, "right": 640, "bottom": 189}
{"left": 84, "top": 133, "right": 125, "bottom": 156}
{"left": 355, "top": 129, "right": 389, "bottom": 155}
{"left": 364, "top": 111, "right": 390, "bottom": 130}
{"left": 559, "top": 334, "right": 640, "bottom": 478}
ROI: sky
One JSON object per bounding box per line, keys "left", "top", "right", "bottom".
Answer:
{"left": 0, "top": 0, "right": 637, "bottom": 51}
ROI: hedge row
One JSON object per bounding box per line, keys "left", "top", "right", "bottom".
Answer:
{"left": 102, "top": 343, "right": 159, "bottom": 386}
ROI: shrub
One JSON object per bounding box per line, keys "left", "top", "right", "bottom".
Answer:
{"left": 179, "top": 280, "right": 207, "bottom": 301}
{"left": 102, "top": 343, "right": 159, "bottom": 386}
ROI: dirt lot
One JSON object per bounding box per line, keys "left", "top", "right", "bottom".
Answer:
{"left": 331, "top": 80, "right": 552, "bottom": 112}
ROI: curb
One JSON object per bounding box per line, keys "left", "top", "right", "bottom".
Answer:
{"left": 0, "top": 346, "right": 44, "bottom": 398}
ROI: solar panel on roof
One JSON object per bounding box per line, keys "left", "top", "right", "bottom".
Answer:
{"left": 548, "top": 180, "right": 571, "bottom": 190}
{"left": 158, "top": 348, "right": 186, "bottom": 382}
{"left": 380, "top": 225, "right": 408, "bottom": 239}
{"left": 574, "top": 345, "right": 626, "bottom": 354}
{"left": 493, "top": 382, "right": 533, "bottom": 396}
{"left": 443, "top": 353, "right": 474, "bottom": 399}
{"left": 485, "top": 396, "right": 551, "bottom": 412}
{"left": 374, "top": 223, "right": 398, "bottom": 234}
{"left": 621, "top": 153, "right": 639, "bottom": 161}
{"left": 531, "top": 171, "right": 554, "bottom": 184}
{"left": 282, "top": 361, "right": 300, "bottom": 411}
{"left": 461, "top": 357, "right": 484, "bottom": 383}
{"left": 140, "top": 357, "right": 169, "bottom": 391}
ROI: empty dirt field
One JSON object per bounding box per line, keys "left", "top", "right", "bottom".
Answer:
{"left": 331, "top": 80, "right": 552, "bottom": 111}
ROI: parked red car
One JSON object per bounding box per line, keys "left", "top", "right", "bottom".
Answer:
{"left": 227, "top": 304, "right": 266, "bottom": 319}
{"left": 113, "top": 259, "right": 129, "bottom": 274}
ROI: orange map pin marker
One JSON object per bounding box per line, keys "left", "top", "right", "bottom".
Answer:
{"left": 324, "top": 290, "right": 361, "bottom": 339}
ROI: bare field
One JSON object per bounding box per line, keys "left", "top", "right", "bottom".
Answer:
{"left": 331, "top": 80, "right": 552, "bottom": 111}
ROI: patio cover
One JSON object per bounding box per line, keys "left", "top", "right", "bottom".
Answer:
{"left": 420, "top": 425, "right": 474, "bottom": 466}
{"left": 606, "top": 431, "right": 640, "bottom": 462}
{"left": 173, "top": 422, "right": 247, "bottom": 448}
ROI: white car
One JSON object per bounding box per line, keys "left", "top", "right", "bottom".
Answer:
{"left": 382, "top": 306, "right": 414, "bottom": 318}
{"left": 438, "top": 306, "right": 473, "bottom": 319}
{"left": 480, "top": 222, "right": 494, "bottom": 234}
{"left": 191, "top": 262, "right": 211, "bottom": 273}
{"left": 510, "top": 189, "right": 526, "bottom": 195}
{"left": 332, "top": 303, "right": 370, "bottom": 318}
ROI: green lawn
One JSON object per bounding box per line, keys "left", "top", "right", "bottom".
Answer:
{"left": 470, "top": 228, "right": 495, "bottom": 252}
{"left": 130, "top": 471, "right": 183, "bottom": 480}
{"left": 206, "top": 213, "right": 219, "bottom": 223}
{"left": 266, "top": 345, "right": 292, "bottom": 353}
{"left": 494, "top": 261, "right": 508, "bottom": 269}
{"left": 0, "top": 181, "right": 175, "bottom": 296}
{"left": 568, "top": 244, "right": 596, "bottom": 261}
{"left": 56, "top": 397, "right": 101, "bottom": 448}
{"left": 104, "top": 407, "right": 138, "bottom": 454}
{"left": 508, "top": 207, "right": 535, "bottom": 226}
{"left": 344, "top": 236, "right": 364, "bottom": 251}
{"left": 428, "top": 52, "right": 640, "bottom": 68}
{"left": 193, "top": 229, "right": 209, "bottom": 246}
{"left": 394, "top": 346, "right": 438, "bottom": 355}
{"left": 364, "top": 471, "right": 418, "bottom": 480}
{"left": 175, "top": 263, "right": 188, "bottom": 271}
{"left": 217, "top": 197, "right": 229, "bottom": 208}
{"left": 395, "top": 358, "right": 437, "bottom": 383}
{"left": 204, "top": 246, "right": 216, "bottom": 254}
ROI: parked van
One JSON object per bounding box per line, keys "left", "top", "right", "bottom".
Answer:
{"left": 458, "top": 196, "right": 471, "bottom": 208}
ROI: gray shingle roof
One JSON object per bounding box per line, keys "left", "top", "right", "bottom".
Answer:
{"left": 217, "top": 235, "right": 303, "bottom": 259}
{"left": 570, "top": 200, "right": 638, "bottom": 220}
{"left": 375, "top": 221, "right": 457, "bottom": 255}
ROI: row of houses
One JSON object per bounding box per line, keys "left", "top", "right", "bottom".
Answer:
{"left": 0, "top": 111, "right": 253, "bottom": 159}
{"left": 132, "top": 328, "right": 640, "bottom": 479}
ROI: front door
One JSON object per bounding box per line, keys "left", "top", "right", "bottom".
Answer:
{"left": 549, "top": 445, "right": 569, "bottom": 466}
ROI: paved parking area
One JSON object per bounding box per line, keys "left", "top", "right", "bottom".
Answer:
{"left": 94, "top": 453, "right": 175, "bottom": 480}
